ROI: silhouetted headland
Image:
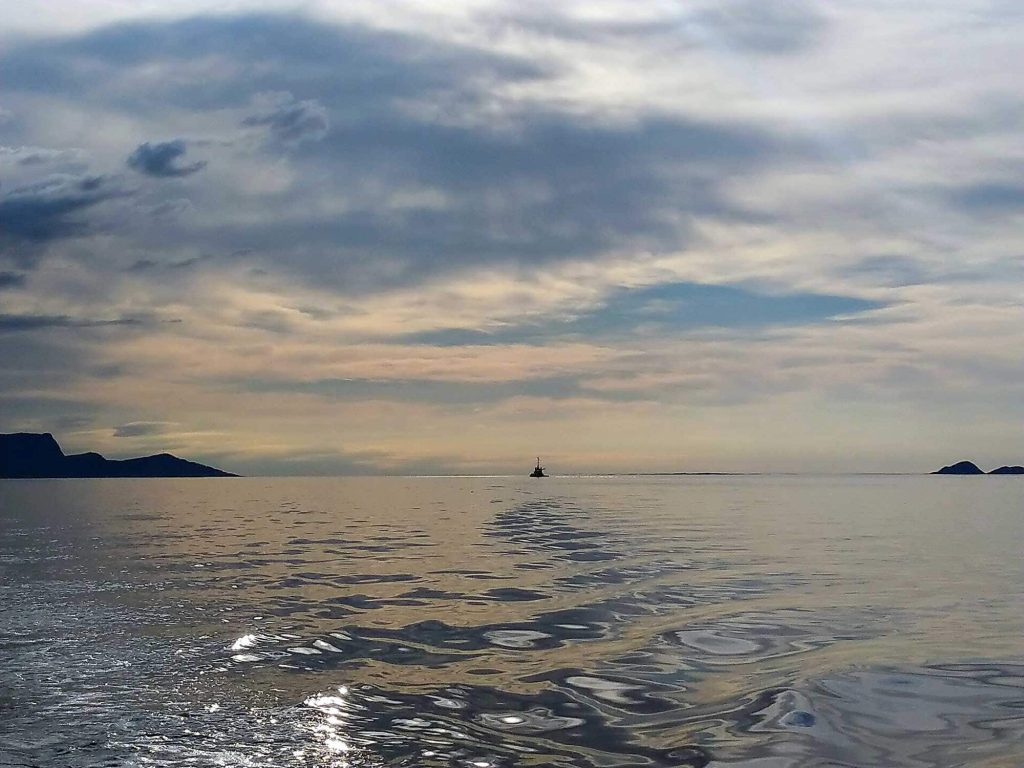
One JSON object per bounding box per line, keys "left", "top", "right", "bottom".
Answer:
{"left": 933, "top": 460, "right": 984, "bottom": 475}
{"left": 0, "top": 433, "right": 237, "bottom": 478}
{"left": 933, "top": 460, "right": 1023, "bottom": 475}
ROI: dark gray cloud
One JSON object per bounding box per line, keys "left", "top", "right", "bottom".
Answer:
{"left": 0, "top": 13, "right": 803, "bottom": 292}
{"left": 127, "top": 140, "right": 206, "bottom": 177}
{"left": 0, "top": 14, "right": 544, "bottom": 115}
{"left": 0, "top": 271, "right": 26, "bottom": 289}
{"left": 204, "top": 112, "right": 790, "bottom": 291}
{"left": 0, "top": 313, "right": 144, "bottom": 333}
{"left": 0, "top": 174, "right": 124, "bottom": 262}
{"left": 16, "top": 153, "right": 49, "bottom": 166}
{"left": 242, "top": 92, "right": 329, "bottom": 146}
{"left": 127, "top": 254, "right": 208, "bottom": 272}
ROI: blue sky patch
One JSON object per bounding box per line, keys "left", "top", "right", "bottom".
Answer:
{"left": 404, "top": 281, "right": 885, "bottom": 346}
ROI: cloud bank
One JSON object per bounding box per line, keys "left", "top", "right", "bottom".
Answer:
{"left": 0, "top": 1, "right": 1020, "bottom": 473}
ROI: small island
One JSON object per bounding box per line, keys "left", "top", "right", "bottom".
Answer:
{"left": 933, "top": 460, "right": 985, "bottom": 475}
{"left": 933, "top": 460, "right": 1024, "bottom": 475}
{"left": 0, "top": 433, "right": 237, "bottom": 478}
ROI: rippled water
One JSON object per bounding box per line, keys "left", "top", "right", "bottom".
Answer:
{"left": 1, "top": 475, "right": 1023, "bottom": 767}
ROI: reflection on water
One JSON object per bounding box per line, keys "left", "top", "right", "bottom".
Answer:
{"left": 713, "top": 664, "right": 1024, "bottom": 767}
{"left": 1, "top": 476, "right": 1023, "bottom": 766}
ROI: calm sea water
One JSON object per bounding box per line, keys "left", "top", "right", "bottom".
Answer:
{"left": 1, "top": 476, "right": 1022, "bottom": 767}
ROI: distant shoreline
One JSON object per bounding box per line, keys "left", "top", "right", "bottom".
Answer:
{"left": 6, "top": 471, "right": 1020, "bottom": 480}
{"left": 3, "top": 433, "right": 1020, "bottom": 478}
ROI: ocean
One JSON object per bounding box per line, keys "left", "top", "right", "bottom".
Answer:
{"left": 1, "top": 475, "right": 1022, "bottom": 767}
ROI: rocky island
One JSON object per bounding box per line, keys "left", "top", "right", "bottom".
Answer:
{"left": 933, "top": 460, "right": 1024, "bottom": 475}
{"left": 933, "top": 460, "right": 985, "bottom": 475}
{"left": 0, "top": 433, "right": 237, "bottom": 478}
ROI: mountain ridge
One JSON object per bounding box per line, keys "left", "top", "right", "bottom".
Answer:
{"left": 0, "top": 433, "right": 237, "bottom": 478}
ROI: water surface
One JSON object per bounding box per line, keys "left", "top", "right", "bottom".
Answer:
{"left": 1, "top": 475, "right": 1022, "bottom": 766}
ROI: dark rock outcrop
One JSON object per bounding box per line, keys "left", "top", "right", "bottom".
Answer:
{"left": 989, "top": 465, "right": 1024, "bottom": 475}
{"left": 933, "top": 460, "right": 984, "bottom": 475}
{"left": 0, "top": 432, "right": 236, "bottom": 478}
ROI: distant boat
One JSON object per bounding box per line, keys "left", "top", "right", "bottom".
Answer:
{"left": 530, "top": 457, "right": 547, "bottom": 478}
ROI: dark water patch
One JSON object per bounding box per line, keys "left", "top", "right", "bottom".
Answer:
{"left": 430, "top": 568, "right": 520, "bottom": 581}
{"left": 554, "top": 561, "right": 693, "bottom": 590}
{"left": 399, "top": 586, "right": 469, "bottom": 600}
{"left": 526, "top": 668, "right": 683, "bottom": 714}
{"left": 480, "top": 587, "right": 550, "bottom": 602}
{"left": 485, "top": 499, "right": 624, "bottom": 564}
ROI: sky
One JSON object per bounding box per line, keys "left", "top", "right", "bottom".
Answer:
{"left": 0, "top": 0, "right": 1021, "bottom": 475}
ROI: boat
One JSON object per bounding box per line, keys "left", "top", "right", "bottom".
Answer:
{"left": 530, "top": 457, "right": 547, "bottom": 478}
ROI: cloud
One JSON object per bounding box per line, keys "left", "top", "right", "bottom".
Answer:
{"left": 202, "top": 111, "right": 793, "bottom": 292}
{"left": 688, "top": 0, "right": 827, "bottom": 54}
{"left": 0, "top": 313, "right": 143, "bottom": 332}
{"left": 0, "top": 394, "right": 102, "bottom": 434}
{"left": 242, "top": 92, "right": 329, "bottom": 146}
{"left": 948, "top": 183, "right": 1024, "bottom": 215}
{"left": 0, "top": 174, "right": 122, "bottom": 250}
{"left": 0, "top": 174, "right": 125, "bottom": 264}
{"left": 200, "top": 445, "right": 430, "bottom": 477}
{"left": 0, "top": 272, "right": 26, "bottom": 289}
{"left": 0, "top": 13, "right": 544, "bottom": 116}
{"left": 235, "top": 374, "right": 590, "bottom": 404}
{"left": 0, "top": 7, "right": 1021, "bottom": 471}
{"left": 127, "top": 140, "right": 206, "bottom": 177}
{"left": 0, "top": 145, "right": 87, "bottom": 169}
{"left": 146, "top": 197, "right": 194, "bottom": 218}
{"left": 127, "top": 254, "right": 207, "bottom": 272}
{"left": 0, "top": 13, "right": 804, "bottom": 294}
{"left": 112, "top": 420, "right": 171, "bottom": 437}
